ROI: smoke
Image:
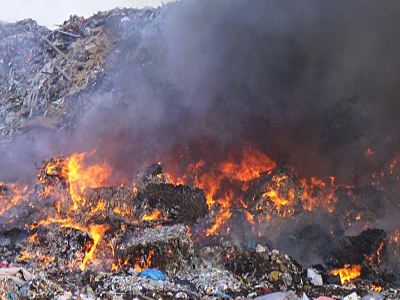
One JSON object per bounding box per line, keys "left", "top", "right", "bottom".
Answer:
{"left": 3, "top": 0, "right": 400, "bottom": 182}
{"left": 72, "top": 0, "right": 400, "bottom": 183}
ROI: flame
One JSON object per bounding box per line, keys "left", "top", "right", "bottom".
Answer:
{"left": 37, "top": 217, "right": 109, "bottom": 270}
{"left": 142, "top": 210, "right": 162, "bottom": 221}
{"left": 18, "top": 250, "right": 32, "bottom": 262}
{"left": 80, "top": 223, "right": 109, "bottom": 271}
{"left": 90, "top": 199, "right": 106, "bottom": 215}
{"left": 37, "top": 254, "right": 55, "bottom": 264}
{"left": 376, "top": 240, "right": 385, "bottom": 265}
{"left": 165, "top": 147, "right": 348, "bottom": 235}
{"left": 371, "top": 283, "right": 383, "bottom": 292}
{"left": 206, "top": 192, "right": 232, "bottom": 236}
{"left": 330, "top": 264, "right": 361, "bottom": 285}
{"left": 300, "top": 176, "right": 337, "bottom": 213}
{"left": 62, "top": 152, "right": 111, "bottom": 210}
{"left": 219, "top": 149, "right": 276, "bottom": 182}
{"left": 28, "top": 232, "right": 39, "bottom": 243}
{"left": 390, "top": 157, "right": 398, "bottom": 175}
{"left": 244, "top": 210, "right": 255, "bottom": 224}
{"left": 167, "top": 148, "right": 276, "bottom": 235}
{"left": 0, "top": 182, "right": 32, "bottom": 217}
{"left": 262, "top": 187, "right": 295, "bottom": 217}
{"left": 134, "top": 249, "right": 155, "bottom": 272}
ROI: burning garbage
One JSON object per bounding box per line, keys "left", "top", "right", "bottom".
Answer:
{"left": 0, "top": 148, "right": 398, "bottom": 298}
{"left": 1, "top": 1, "right": 400, "bottom": 299}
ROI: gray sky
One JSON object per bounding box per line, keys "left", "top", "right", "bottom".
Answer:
{"left": 0, "top": 0, "right": 172, "bottom": 28}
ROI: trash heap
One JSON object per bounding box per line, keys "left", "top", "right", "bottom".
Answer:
{"left": 0, "top": 7, "right": 162, "bottom": 147}
{"left": 0, "top": 156, "right": 398, "bottom": 299}
{"left": 0, "top": 4, "right": 400, "bottom": 300}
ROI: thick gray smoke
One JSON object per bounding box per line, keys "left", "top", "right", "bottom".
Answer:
{"left": 3, "top": 0, "right": 400, "bottom": 183}
{"left": 72, "top": 0, "right": 400, "bottom": 183}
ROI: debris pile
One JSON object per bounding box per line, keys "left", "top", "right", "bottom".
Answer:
{"left": 0, "top": 7, "right": 162, "bottom": 146}
{"left": 0, "top": 152, "right": 398, "bottom": 299}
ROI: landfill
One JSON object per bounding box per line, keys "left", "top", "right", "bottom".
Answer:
{"left": 1, "top": 2, "right": 400, "bottom": 300}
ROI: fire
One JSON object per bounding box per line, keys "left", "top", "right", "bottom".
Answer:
{"left": 90, "top": 199, "right": 106, "bottom": 215}
{"left": 330, "top": 264, "right": 362, "bottom": 285}
{"left": 0, "top": 182, "right": 32, "bottom": 217}
{"left": 28, "top": 232, "right": 39, "bottom": 243}
{"left": 134, "top": 249, "right": 155, "bottom": 272}
{"left": 244, "top": 210, "right": 255, "bottom": 224}
{"left": 262, "top": 187, "right": 295, "bottom": 216}
{"left": 300, "top": 176, "right": 337, "bottom": 213}
{"left": 206, "top": 192, "right": 232, "bottom": 236}
{"left": 37, "top": 217, "right": 109, "bottom": 270}
{"left": 37, "top": 254, "right": 55, "bottom": 264}
{"left": 167, "top": 148, "right": 276, "bottom": 235}
{"left": 389, "top": 157, "right": 398, "bottom": 175}
{"left": 81, "top": 223, "right": 109, "bottom": 271}
{"left": 219, "top": 149, "right": 276, "bottom": 182}
{"left": 165, "top": 147, "right": 349, "bottom": 235}
{"left": 142, "top": 210, "right": 162, "bottom": 221}
{"left": 18, "top": 250, "right": 32, "bottom": 262}
{"left": 371, "top": 283, "right": 383, "bottom": 292}
{"left": 376, "top": 240, "right": 385, "bottom": 265}
{"left": 61, "top": 152, "right": 111, "bottom": 210}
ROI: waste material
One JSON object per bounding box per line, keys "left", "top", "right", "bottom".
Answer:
{"left": 343, "top": 292, "right": 359, "bottom": 300}
{"left": 307, "top": 268, "right": 323, "bottom": 287}
{"left": 0, "top": 4, "right": 400, "bottom": 300}
{"left": 140, "top": 268, "right": 167, "bottom": 281}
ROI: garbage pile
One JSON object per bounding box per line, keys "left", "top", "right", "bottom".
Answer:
{"left": 0, "top": 153, "right": 398, "bottom": 299}
{"left": 1, "top": 4, "right": 400, "bottom": 300}
{"left": 0, "top": 7, "right": 162, "bottom": 148}
{"left": 0, "top": 19, "right": 50, "bottom": 142}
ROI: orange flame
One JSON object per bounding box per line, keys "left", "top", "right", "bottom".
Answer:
{"left": 330, "top": 264, "right": 361, "bottom": 285}
{"left": 142, "top": 210, "right": 162, "bottom": 221}
{"left": 134, "top": 249, "right": 155, "bottom": 272}
{"left": 80, "top": 223, "right": 109, "bottom": 270}
{"left": 18, "top": 250, "right": 32, "bottom": 262}
{"left": 206, "top": 192, "right": 232, "bottom": 236}
{"left": 37, "top": 217, "right": 109, "bottom": 270}
{"left": 371, "top": 283, "right": 383, "bottom": 292}
{"left": 0, "top": 182, "right": 32, "bottom": 217}
{"left": 219, "top": 149, "right": 276, "bottom": 182}
{"left": 62, "top": 152, "right": 111, "bottom": 210}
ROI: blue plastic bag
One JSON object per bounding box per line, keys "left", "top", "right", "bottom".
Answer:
{"left": 140, "top": 268, "right": 166, "bottom": 281}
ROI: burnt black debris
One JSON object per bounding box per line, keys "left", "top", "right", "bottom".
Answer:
{"left": 329, "top": 229, "right": 387, "bottom": 268}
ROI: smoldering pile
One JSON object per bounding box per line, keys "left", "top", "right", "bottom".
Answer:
{"left": 0, "top": 153, "right": 399, "bottom": 299}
